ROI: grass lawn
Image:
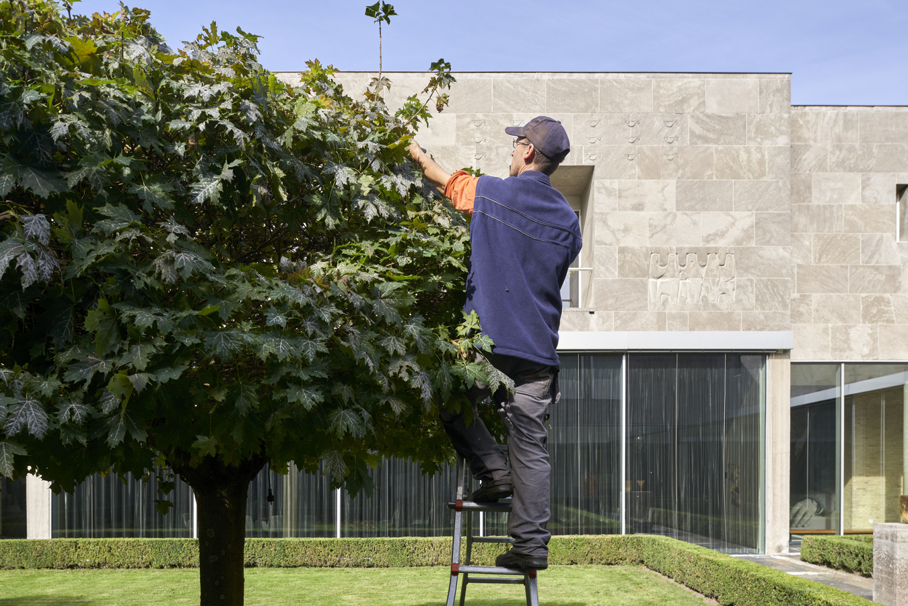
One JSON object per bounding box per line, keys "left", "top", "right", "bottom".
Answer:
{"left": 0, "top": 565, "right": 714, "bottom": 605}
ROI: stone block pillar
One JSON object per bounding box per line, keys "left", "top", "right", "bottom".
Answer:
{"left": 26, "top": 474, "right": 50, "bottom": 539}
{"left": 874, "top": 523, "right": 908, "bottom": 605}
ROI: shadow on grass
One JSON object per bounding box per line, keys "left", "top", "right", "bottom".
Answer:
{"left": 414, "top": 603, "right": 587, "bottom": 606}
{"left": 0, "top": 599, "right": 96, "bottom": 605}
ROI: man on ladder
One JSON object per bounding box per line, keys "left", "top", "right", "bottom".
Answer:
{"left": 409, "top": 116, "right": 581, "bottom": 571}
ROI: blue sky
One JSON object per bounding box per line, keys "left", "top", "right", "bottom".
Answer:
{"left": 71, "top": 0, "right": 907, "bottom": 106}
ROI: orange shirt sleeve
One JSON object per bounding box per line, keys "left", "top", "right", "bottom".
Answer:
{"left": 443, "top": 170, "right": 478, "bottom": 215}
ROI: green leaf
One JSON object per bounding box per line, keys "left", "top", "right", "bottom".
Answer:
{"left": 15, "top": 164, "right": 67, "bottom": 198}
{"left": 321, "top": 450, "right": 348, "bottom": 481}
{"left": 153, "top": 365, "right": 187, "bottom": 383}
{"left": 106, "top": 414, "right": 128, "bottom": 447}
{"left": 63, "top": 354, "right": 112, "bottom": 384}
{"left": 128, "top": 181, "right": 176, "bottom": 212}
{"left": 193, "top": 435, "right": 218, "bottom": 458}
{"left": 205, "top": 330, "right": 244, "bottom": 360}
{"left": 85, "top": 299, "right": 119, "bottom": 355}
{"left": 0, "top": 441, "right": 27, "bottom": 478}
{"left": 328, "top": 407, "right": 366, "bottom": 439}
{"left": 190, "top": 176, "right": 223, "bottom": 205}
{"left": 281, "top": 385, "right": 323, "bottom": 411}
{"left": 127, "top": 373, "right": 152, "bottom": 393}
{"left": 4, "top": 395, "right": 49, "bottom": 438}
{"left": 119, "top": 343, "right": 156, "bottom": 371}
{"left": 231, "top": 384, "right": 259, "bottom": 416}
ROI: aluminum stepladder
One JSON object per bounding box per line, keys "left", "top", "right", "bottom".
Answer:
{"left": 445, "top": 457, "right": 539, "bottom": 606}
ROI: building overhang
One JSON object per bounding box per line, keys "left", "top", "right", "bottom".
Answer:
{"left": 558, "top": 331, "right": 794, "bottom": 352}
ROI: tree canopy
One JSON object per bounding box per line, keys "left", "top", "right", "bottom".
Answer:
{"left": 0, "top": 1, "right": 506, "bottom": 602}
{"left": 0, "top": 0, "right": 510, "bottom": 487}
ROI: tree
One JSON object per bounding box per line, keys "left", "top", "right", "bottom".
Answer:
{"left": 0, "top": 2, "right": 507, "bottom": 604}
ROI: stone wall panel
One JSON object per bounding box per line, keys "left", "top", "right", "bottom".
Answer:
{"left": 594, "top": 211, "right": 649, "bottom": 247}
{"left": 706, "top": 79, "right": 759, "bottom": 114}
{"left": 600, "top": 78, "right": 653, "bottom": 112}
{"left": 743, "top": 311, "right": 791, "bottom": 331}
{"left": 491, "top": 78, "right": 546, "bottom": 113}
{"left": 759, "top": 78, "right": 791, "bottom": 115}
{"left": 812, "top": 294, "right": 862, "bottom": 325}
{"left": 797, "top": 265, "right": 849, "bottom": 293}
{"left": 849, "top": 265, "right": 902, "bottom": 293}
{"left": 844, "top": 204, "right": 897, "bottom": 234}
{"left": 755, "top": 212, "right": 792, "bottom": 247}
{"left": 734, "top": 180, "right": 790, "bottom": 211}
{"left": 747, "top": 114, "right": 790, "bottom": 146}
{"left": 545, "top": 79, "right": 599, "bottom": 113}
{"left": 701, "top": 212, "right": 755, "bottom": 246}
{"left": 792, "top": 205, "right": 842, "bottom": 234}
{"left": 649, "top": 213, "right": 702, "bottom": 246}
{"left": 813, "top": 233, "right": 859, "bottom": 265}
{"left": 715, "top": 147, "right": 768, "bottom": 180}
{"left": 653, "top": 78, "right": 706, "bottom": 113}
{"left": 690, "top": 114, "right": 747, "bottom": 145}
{"left": 616, "top": 180, "right": 676, "bottom": 212}
{"left": 862, "top": 234, "right": 900, "bottom": 265}
{"left": 830, "top": 324, "right": 878, "bottom": 360}
{"left": 792, "top": 144, "right": 829, "bottom": 173}
{"left": 862, "top": 295, "right": 896, "bottom": 325}
{"left": 676, "top": 180, "right": 734, "bottom": 211}
{"left": 594, "top": 278, "right": 648, "bottom": 311}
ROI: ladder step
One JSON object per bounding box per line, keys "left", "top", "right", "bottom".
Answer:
{"left": 470, "top": 536, "right": 513, "bottom": 544}
{"left": 457, "top": 565, "right": 533, "bottom": 575}
{"left": 447, "top": 500, "right": 513, "bottom": 513}
{"left": 463, "top": 577, "right": 527, "bottom": 585}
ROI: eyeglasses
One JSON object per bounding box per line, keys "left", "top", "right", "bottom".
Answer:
{"left": 512, "top": 139, "right": 532, "bottom": 149}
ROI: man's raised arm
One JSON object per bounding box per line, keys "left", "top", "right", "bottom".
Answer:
{"left": 408, "top": 139, "right": 451, "bottom": 192}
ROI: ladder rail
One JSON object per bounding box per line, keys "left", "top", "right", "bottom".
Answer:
{"left": 445, "top": 456, "right": 540, "bottom": 606}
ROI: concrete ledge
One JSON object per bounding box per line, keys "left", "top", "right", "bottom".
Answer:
{"left": 558, "top": 331, "right": 794, "bottom": 351}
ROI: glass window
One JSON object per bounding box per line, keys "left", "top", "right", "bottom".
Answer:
{"left": 1, "top": 477, "right": 27, "bottom": 539}
{"left": 627, "top": 353, "right": 765, "bottom": 553}
{"left": 51, "top": 469, "right": 194, "bottom": 538}
{"left": 790, "top": 364, "right": 840, "bottom": 535}
{"left": 245, "top": 463, "right": 336, "bottom": 538}
{"left": 843, "top": 364, "right": 908, "bottom": 531}
{"left": 341, "top": 459, "right": 457, "bottom": 538}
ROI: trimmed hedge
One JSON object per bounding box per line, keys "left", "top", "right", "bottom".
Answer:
{"left": 801, "top": 535, "right": 873, "bottom": 577}
{"left": 0, "top": 535, "right": 870, "bottom": 604}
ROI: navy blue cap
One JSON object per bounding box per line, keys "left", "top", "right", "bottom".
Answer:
{"left": 505, "top": 116, "right": 570, "bottom": 161}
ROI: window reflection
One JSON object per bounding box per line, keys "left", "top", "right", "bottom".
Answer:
{"left": 51, "top": 469, "right": 194, "bottom": 538}
{"left": 790, "top": 364, "right": 839, "bottom": 535}
{"left": 0, "top": 477, "right": 27, "bottom": 538}
{"left": 843, "top": 365, "right": 908, "bottom": 532}
{"left": 627, "top": 353, "right": 765, "bottom": 554}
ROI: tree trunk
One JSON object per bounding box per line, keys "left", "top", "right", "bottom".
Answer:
{"left": 174, "top": 454, "right": 267, "bottom": 606}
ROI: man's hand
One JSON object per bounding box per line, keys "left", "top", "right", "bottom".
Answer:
{"left": 408, "top": 139, "right": 424, "bottom": 162}
{"left": 407, "top": 139, "right": 451, "bottom": 192}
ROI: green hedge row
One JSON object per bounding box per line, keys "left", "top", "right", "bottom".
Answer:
{"left": 0, "top": 535, "right": 869, "bottom": 605}
{"left": 801, "top": 535, "right": 873, "bottom": 578}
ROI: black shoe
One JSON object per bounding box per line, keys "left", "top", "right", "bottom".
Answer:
{"left": 469, "top": 479, "right": 513, "bottom": 503}
{"left": 496, "top": 550, "right": 548, "bottom": 571}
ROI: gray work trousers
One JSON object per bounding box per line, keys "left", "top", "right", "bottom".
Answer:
{"left": 439, "top": 352, "right": 558, "bottom": 557}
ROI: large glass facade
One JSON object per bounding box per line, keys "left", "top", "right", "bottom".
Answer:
{"left": 790, "top": 363, "right": 908, "bottom": 538}
{"left": 1, "top": 477, "right": 27, "bottom": 538}
{"left": 36, "top": 352, "right": 766, "bottom": 554}
{"left": 549, "top": 354, "right": 622, "bottom": 536}
{"left": 627, "top": 354, "right": 765, "bottom": 553}
{"left": 51, "top": 470, "right": 194, "bottom": 538}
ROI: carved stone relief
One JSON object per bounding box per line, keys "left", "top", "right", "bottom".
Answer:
{"left": 648, "top": 252, "right": 736, "bottom": 308}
